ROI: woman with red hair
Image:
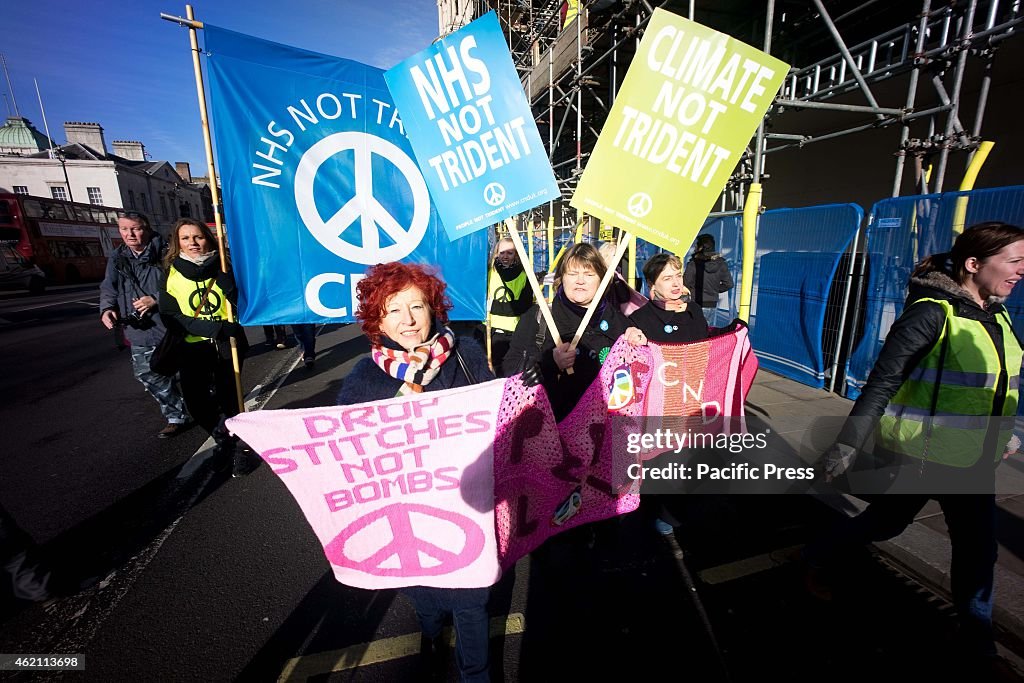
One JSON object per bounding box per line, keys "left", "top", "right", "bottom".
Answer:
{"left": 337, "top": 261, "right": 493, "bottom": 681}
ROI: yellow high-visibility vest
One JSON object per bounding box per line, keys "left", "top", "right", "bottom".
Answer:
{"left": 166, "top": 267, "right": 229, "bottom": 343}
{"left": 877, "top": 298, "right": 1022, "bottom": 467}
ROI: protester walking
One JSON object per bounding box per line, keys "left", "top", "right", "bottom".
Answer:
{"left": 0, "top": 501, "right": 52, "bottom": 608}
{"left": 292, "top": 324, "right": 318, "bottom": 368}
{"left": 809, "top": 222, "right": 1024, "bottom": 671}
{"left": 99, "top": 211, "right": 191, "bottom": 439}
{"left": 263, "top": 325, "right": 287, "bottom": 349}
{"left": 160, "top": 219, "right": 253, "bottom": 477}
{"left": 337, "top": 261, "right": 494, "bottom": 683}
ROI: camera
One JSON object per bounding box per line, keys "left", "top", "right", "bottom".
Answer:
{"left": 123, "top": 310, "right": 155, "bottom": 330}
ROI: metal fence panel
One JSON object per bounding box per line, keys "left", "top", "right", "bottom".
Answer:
{"left": 845, "top": 185, "right": 1024, "bottom": 399}
{"left": 746, "top": 204, "right": 863, "bottom": 388}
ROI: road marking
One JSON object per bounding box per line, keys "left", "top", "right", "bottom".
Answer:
{"left": 277, "top": 613, "right": 525, "bottom": 681}
{"left": 697, "top": 544, "right": 803, "bottom": 585}
{"left": 2, "top": 296, "right": 99, "bottom": 313}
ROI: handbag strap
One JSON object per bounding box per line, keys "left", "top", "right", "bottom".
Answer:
{"left": 455, "top": 348, "right": 477, "bottom": 385}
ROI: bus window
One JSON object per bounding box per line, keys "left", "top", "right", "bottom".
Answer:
{"left": 24, "top": 199, "right": 69, "bottom": 221}
{"left": 0, "top": 199, "right": 13, "bottom": 225}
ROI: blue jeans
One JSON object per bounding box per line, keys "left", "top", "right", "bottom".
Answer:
{"left": 130, "top": 345, "right": 190, "bottom": 423}
{"left": 804, "top": 494, "right": 997, "bottom": 656}
{"left": 404, "top": 586, "right": 490, "bottom": 682}
{"left": 292, "top": 324, "right": 317, "bottom": 360}
{"left": 702, "top": 306, "right": 717, "bottom": 327}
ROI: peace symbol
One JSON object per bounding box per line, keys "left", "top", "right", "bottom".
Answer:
{"left": 323, "top": 503, "right": 486, "bottom": 577}
{"left": 294, "top": 132, "right": 430, "bottom": 265}
{"left": 493, "top": 284, "right": 515, "bottom": 303}
{"left": 484, "top": 182, "right": 506, "bottom": 207}
{"left": 189, "top": 287, "right": 221, "bottom": 315}
{"left": 627, "top": 192, "right": 653, "bottom": 218}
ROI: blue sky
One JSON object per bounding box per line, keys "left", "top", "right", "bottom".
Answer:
{"left": 3, "top": 0, "right": 440, "bottom": 173}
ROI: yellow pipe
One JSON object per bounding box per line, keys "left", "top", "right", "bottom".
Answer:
{"left": 546, "top": 215, "right": 555, "bottom": 272}
{"left": 739, "top": 183, "right": 762, "bottom": 323}
{"left": 186, "top": 4, "right": 245, "bottom": 415}
{"left": 952, "top": 140, "right": 994, "bottom": 236}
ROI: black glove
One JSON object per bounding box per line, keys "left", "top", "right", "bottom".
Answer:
{"left": 520, "top": 363, "right": 543, "bottom": 388}
{"left": 217, "top": 321, "right": 242, "bottom": 340}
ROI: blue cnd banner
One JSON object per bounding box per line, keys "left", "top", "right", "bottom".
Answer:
{"left": 204, "top": 25, "right": 486, "bottom": 324}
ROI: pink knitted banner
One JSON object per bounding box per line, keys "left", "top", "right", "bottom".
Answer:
{"left": 227, "top": 323, "right": 757, "bottom": 589}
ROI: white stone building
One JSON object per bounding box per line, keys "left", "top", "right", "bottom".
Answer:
{"left": 0, "top": 119, "right": 213, "bottom": 238}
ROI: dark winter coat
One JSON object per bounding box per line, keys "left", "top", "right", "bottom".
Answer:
{"left": 159, "top": 255, "right": 249, "bottom": 360}
{"left": 629, "top": 301, "right": 708, "bottom": 343}
{"left": 502, "top": 294, "right": 631, "bottom": 421}
{"left": 337, "top": 335, "right": 494, "bottom": 405}
{"left": 838, "top": 269, "right": 1016, "bottom": 452}
{"left": 99, "top": 236, "right": 168, "bottom": 346}
{"left": 684, "top": 253, "right": 734, "bottom": 307}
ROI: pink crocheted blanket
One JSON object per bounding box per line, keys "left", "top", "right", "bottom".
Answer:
{"left": 226, "top": 322, "right": 757, "bottom": 589}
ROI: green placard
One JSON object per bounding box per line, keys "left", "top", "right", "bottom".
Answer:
{"left": 571, "top": 9, "right": 789, "bottom": 252}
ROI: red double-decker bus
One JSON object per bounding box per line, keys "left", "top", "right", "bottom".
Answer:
{"left": 0, "top": 192, "right": 123, "bottom": 285}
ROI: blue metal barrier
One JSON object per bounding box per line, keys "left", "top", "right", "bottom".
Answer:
{"left": 845, "top": 185, "right": 1024, "bottom": 399}
{"left": 746, "top": 205, "right": 863, "bottom": 388}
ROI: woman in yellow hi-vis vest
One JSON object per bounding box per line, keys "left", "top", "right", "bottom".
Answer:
{"left": 160, "top": 219, "right": 252, "bottom": 476}
{"left": 810, "top": 222, "right": 1024, "bottom": 665}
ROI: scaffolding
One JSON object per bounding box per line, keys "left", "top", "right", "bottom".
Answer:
{"left": 439, "top": 0, "right": 1024, "bottom": 227}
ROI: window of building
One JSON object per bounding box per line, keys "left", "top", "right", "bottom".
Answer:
{"left": 159, "top": 195, "right": 168, "bottom": 216}
{"left": 12, "top": 186, "right": 28, "bottom": 195}
{"left": 51, "top": 186, "right": 68, "bottom": 201}
{"left": 87, "top": 187, "right": 103, "bottom": 205}
{"left": 127, "top": 190, "right": 136, "bottom": 209}
{"left": 141, "top": 193, "right": 150, "bottom": 211}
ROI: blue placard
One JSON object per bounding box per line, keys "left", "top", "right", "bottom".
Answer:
{"left": 384, "top": 12, "right": 559, "bottom": 240}
{"left": 204, "top": 25, "right": 486, "bottom": 324}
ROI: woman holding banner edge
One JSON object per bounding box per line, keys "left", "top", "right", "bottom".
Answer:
{"left": 629, "top": 252, "right": 709, "bottom": 549}
{"left": 503, "top": 242, "right": 645, "bottom": 421}
{"left": 336, "top": 261, "right": 494, "bottom": 682}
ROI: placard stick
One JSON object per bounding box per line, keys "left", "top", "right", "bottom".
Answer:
{"left": 567, "top": 231, "right": 631, "bottom": 351}
{"left": 503, "top": 218, "right": 573, "bottom": 374}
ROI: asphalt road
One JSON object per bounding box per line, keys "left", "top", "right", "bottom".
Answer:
{"left": 0, "top": 292, "right": 1019, "bottom": 682}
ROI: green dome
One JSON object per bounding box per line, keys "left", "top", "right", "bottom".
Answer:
{"left": 0, "top": 117, "right": 50, "bottom": 153}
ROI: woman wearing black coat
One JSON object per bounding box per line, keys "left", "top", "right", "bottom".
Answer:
{"left": 336, "top": 261, "right": 494, "bottom": 683}
{"left": 502, "top": 242, "right": 644, "bottom": 421}
{"left": 160, "top": 219, "right": 251, "bottom": 475}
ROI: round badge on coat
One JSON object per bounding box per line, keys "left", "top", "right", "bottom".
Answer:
{"left": 599, "top": 319, "right": 609, "bottom": 332}
{"left": 664, "top": 324, "right": 673, "bottom": 334}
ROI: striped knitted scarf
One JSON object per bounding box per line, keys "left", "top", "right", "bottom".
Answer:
{"left": 370, "top": 327, "right": 456, "bottom": 396}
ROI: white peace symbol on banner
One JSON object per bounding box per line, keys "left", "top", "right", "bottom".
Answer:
{"left": 483, "top": 182, "right": 506, "bottom": 207}
{"left": 294, "top": 132, "right": 430, "bottom": 265}
{"left": 627, "top": 192, "right": 653, "bottom": 218}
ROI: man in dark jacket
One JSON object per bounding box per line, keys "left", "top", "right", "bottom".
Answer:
{"left": 684, "top": 234, "right": 734, "bottom": 326}
{"left": 99, "top": 212, "right": 190, "bottom": 438}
